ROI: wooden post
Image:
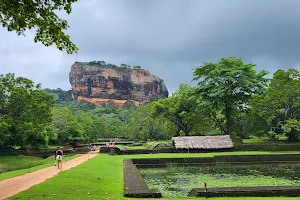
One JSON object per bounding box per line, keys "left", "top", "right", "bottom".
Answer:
{"left": 204, "top": 182, "right": 208, "bottom": 198}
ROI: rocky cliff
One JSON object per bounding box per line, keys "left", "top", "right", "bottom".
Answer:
{"left": 69, "top": 62, "right": 168, "bottom": 107}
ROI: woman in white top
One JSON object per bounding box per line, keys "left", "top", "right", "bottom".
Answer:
{"left": 56, "top": 147, "right": 63, "bottom": 169}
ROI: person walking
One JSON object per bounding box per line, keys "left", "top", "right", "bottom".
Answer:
{"left": 55, "top": 147, "right": 63, "bottom": 169}
{"left": 54, "top": 147, "right": 59, "bottom": 166}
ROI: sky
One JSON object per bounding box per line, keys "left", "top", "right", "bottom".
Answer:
{"left": 1, "top": 0, "right": 300, "bottom": 94}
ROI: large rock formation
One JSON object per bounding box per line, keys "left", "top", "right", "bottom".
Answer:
{"left": 69, "top": 62, "right": 168, "bottom": 107}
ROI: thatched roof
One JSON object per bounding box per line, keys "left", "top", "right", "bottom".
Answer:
{"left": 172, "top": 135, "right": 233, "bottom": 149}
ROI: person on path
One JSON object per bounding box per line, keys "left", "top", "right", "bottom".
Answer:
{"left": 55, "top": 147, "right": 63, "bottom": 169}
{"left": 54, "top": 147, "right": 59, "bottom": 166}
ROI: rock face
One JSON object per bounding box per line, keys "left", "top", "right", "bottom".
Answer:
{"left": 69, "top": 62, "right": 168, "bottom": 107}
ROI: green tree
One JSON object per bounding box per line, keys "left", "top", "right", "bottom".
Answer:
{"left": 250, "top": 69, "right": 300, "bottom": 141}
{"left": 193, "top": 57, "right": 268, "bottom": 138}
{"left": 126, "top": 102, "right": 176, "bottom": 140}
{"left": 51, "top": 107, "right": 108, "bottom": 144}
{"left": 198, "top": 103, "right": 227, "bottom": 135}
{"left": 0, "top": 73, "right": 54, "bottom": 147}
{"left": 281, "top": 118, "right": 300, "bottom": 141}
{"left": 123, "top": 100, "right": 137, "bottom": 110}
{"left": 153, "top": 84, "right": 209, "bottom": 136}
{"left": 99, "top": 113, "right": 126, "bottom": 138}
{"left": 0, "top": 115, "right": 12, "bottom": 146}
{"left": 0, "top": 0, "right": 78, "bottom": 54}
{"left": 51, "top": 107, "right": 74, "bottom": 144}
{"left": 91, "top": 117, "right": 108, "bottom": 139}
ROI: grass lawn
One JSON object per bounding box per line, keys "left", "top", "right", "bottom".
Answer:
{"left": 0, "top": 154, "right": 79, "bottom": 181}
{"left": 242, "top": 137, "right": 292, "bottom": 144}
{"left": 0, "top": 155, "right": 47, "bottom": 173}
{"left": 8, "top": 151, "right": 300, "bottom": 200}
{"left": 126, "top": 145, "right": 147, "bottom": 150}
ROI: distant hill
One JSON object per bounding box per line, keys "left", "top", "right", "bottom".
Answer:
{"left": 69, "top": 61, "right": 169, "bottom": 107}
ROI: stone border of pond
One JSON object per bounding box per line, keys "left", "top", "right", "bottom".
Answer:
{"left": 188, "top": 186, "right": 300, "bottom": 197}
{"left": 132, "top": 154, "right": 300, "bottom": 168}
{"left": 123, "top": 159, "right": 162, "bottom": 198}
{"left": 120, "top": 148, "right": 232, "bottom": 155}
{"left": 124, "top": 154, "right": 300, "bottom": 198}
{"left": 101, "top": 147, "right": 233, "bottom": 155}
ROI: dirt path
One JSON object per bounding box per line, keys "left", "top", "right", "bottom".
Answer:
{"left": 0, "top": 152, "right": 98, "bottom": 200}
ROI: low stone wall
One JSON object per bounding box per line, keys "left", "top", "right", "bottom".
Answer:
{"left": 131, "top": 154, "right": 300, "bottom": 168}
{"left": 120, "top": 148, "right": 232, "bottom": 155}
{"left": 188, "top": 186, "right": 300, "bottom": 197}
{"left": 73, "top": 147, "right": 91, "bottom": 153}
{"left": 234, "top": 143, "right": 300, "bottom": 151}
{"left": 99, "top": 147, "right": 121, "bottom": 155}
{"left": 214, "top": 154, "right": 300, "bottom": 163}
{"left": 0, "top": 149, "right": 23, "bottom": 156}
{"left": 132, "top": 157, "right": 215, "bottom": 168}
{"left": 123, "top": 159, "right": 162, "bottom": 198}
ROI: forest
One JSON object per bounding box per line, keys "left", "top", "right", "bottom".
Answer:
{"left": 1, "top": 57, "right": 300, "bottom": 148}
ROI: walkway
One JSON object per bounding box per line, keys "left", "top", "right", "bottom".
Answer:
{"left": 0, "top": 152, "right": 98, "bottom": 200}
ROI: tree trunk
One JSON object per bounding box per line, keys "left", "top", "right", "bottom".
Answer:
{"left": 225, "top": 104, "right": 232, "bottom": 138}
{"left": 185, "top": 130, "right": 189, "bottom": 136}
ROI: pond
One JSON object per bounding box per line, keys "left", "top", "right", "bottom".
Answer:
{"left": 140, "top": 163, "right": 300, "bottom": 197}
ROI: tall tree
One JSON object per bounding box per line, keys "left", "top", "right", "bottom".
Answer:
{"left": 126, "top": 102, "right": 176, "bottom": 140}
{"left": 250, "top": 69, "right": 300, "bottom": 141}
{"left": 193, "top": 57, "right": 268, "bottom": 138}
{"left": 0, "top": 0, "right": 78, "bottom": 54}
{"left": 153, "top": 84, "right": 209, "bottom": 136}
{"left": 0, "top": 73, "right": 54, "bottom": 147}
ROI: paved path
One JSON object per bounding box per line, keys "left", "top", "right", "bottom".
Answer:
{"left": 0, "top": 152, "right": 98, "bottom": 200}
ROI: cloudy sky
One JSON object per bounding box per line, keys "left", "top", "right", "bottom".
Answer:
{"left": 1, "top": 0, "right": 300, "bottom": 93}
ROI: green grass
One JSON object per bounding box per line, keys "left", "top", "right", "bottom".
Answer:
{"left": 8, "top": 151, "right": 300, "bottom": 200}
{"left": 143, "top": 140, "right": 172, "bottom": 149}
{"left": 126, "top": 145, "right": 147, "bottom": 150}
{"left": 0, "top": 154, "right": 79, "bottom": 181}
{"left": 242, "top": 138, "right": 286, "bottom": 144}
{"left": 242, "top": 136, "right": 292, "bottom": 144}
{"left": 0, "top": 155, "right": 46, "bottom": 173}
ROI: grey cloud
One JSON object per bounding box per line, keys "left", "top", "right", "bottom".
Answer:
{"left": 1, "top": 0, "right": 300, "bottom": 93}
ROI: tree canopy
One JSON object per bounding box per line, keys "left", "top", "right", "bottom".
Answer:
{"left": 193, "top": 57, "right": 269, "bottom": 138}
{"left": 0, "top": 73, "right": 55, "bottom": 147}
{"left": 250, "top": 69, "right": 300, "bottom": 141}
{"left": 0, "top": 0, "right": 78, "bottom": 54}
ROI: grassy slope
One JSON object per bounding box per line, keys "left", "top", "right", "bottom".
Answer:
{"left": 242, "top": 139, "right": 287, "bottom": 144}
{"left": 9, "top": 151, "right": 300, "bottom": 200}
{"left": 0, "top": 155, "right": 45, "bottom": 173}
{"left": 0, "top": 154, "right": 79, "bottom": 181}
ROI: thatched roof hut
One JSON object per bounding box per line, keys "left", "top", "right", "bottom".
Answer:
{"left": 172, "top": 135, "right": 233, "bottom": 150}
